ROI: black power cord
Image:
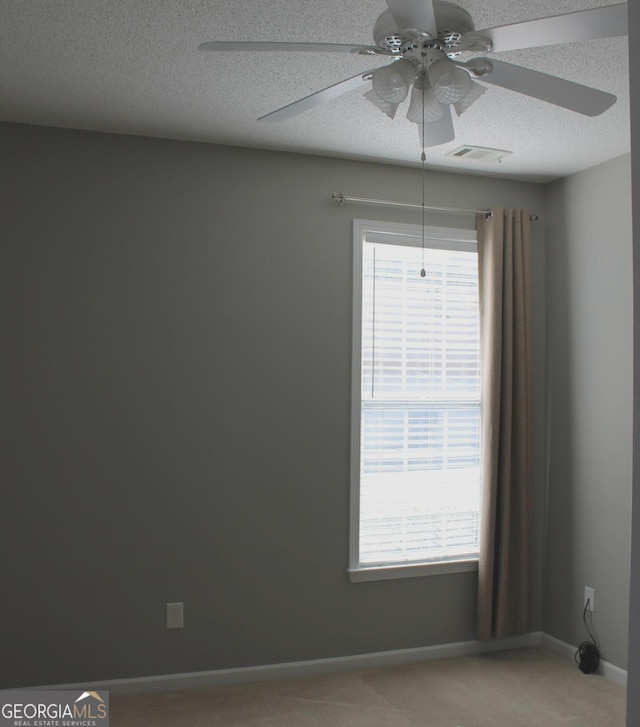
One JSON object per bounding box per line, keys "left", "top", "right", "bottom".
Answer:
{"left": 575, "top": 598, "right": 600, "bottom": 674}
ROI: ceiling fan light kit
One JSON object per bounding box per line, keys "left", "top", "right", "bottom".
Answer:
{"left": 407, "top": 85, "right": 443, "bottom": 124}
{"left": 363, "top": 87, "right": 400, "bottom": 119}
{"left": 198, "top": 0, "right": 628, "bottom": 150}
{"left": 429, "top": 59, "right": 472, "bottom": 104}
{"left": 371, "top": 59, "right": 415, "bottom": 103}
{"left": 364, "top": 42, "right": 488, "bottom": 142}
{"left": 453, "top": 80, "right": 486, "bottom": 116}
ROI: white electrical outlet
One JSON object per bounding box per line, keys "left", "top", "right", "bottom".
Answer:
{"left": 166, "top": 602, "right": 184, "bottom": 629}
{"left": 584, "top": 587, "right": 595, "bottom": 612}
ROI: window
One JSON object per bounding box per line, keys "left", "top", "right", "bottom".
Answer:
{"left": 350, "top": 220, "right": 481, "bottom": 581}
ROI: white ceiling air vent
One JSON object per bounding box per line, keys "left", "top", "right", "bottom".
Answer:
{"left": 446, "top": 145, "right": 513, "bottom": 163}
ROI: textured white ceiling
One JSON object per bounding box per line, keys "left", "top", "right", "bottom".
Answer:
{"left": 0, "top": 0, "right": 630, "bottom": 181}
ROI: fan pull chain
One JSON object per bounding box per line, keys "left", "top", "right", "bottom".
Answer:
{"left": 420, "top": 87, "right": 426, "bottom": 279}
{"left": 420, "top": 149, "right": 426, "bottom": 278}
{"left": 371, "top": 245, "right": 376, "bottom": 399}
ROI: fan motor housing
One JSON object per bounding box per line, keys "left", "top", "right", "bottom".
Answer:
{"left": 373, "top": 1, "right": 475, "bottom": 51}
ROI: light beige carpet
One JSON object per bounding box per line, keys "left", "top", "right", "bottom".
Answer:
{"left": 110, "top": 647, "right": 626, "bottom": 726}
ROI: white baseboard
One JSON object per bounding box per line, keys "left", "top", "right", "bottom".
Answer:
{"left": 34, "top": 632, "right": 542, "bottom": 696}
{"left": 29, "top": 630, "right": 626, "bottom": 695}
{"left": 540, "top": 632, "right": 628, "bottom": 688}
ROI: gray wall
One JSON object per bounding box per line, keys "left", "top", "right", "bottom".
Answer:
{"left": 627, "top": 0, "right": 640, "bottom": 722}
{"left": 543, "top": 154, "right": 632, "bottom": 669}
{"left": 0, "top": 122, "right": 546, "bottom": 688}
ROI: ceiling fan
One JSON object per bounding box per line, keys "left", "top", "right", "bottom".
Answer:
{"left": 198, "top": 0, "right": 628, "bottom": 148}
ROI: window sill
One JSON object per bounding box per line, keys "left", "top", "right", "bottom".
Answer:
{"left": 347, "top": 559, "right": 478, "bottom": 583}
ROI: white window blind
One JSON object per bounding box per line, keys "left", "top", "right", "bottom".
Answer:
{"left": 351, "top": 220, "right": 481, "bottom": 573}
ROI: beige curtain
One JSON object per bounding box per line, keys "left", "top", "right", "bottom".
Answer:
{"left": 476, "top": 208, "right": 533, "bottom": 641}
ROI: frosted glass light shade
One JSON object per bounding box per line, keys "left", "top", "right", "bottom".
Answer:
{"left": 372, "top": 60, "right": 415, "bottom": 103}
{"left": 429, "top": 59, "right": 471, "bottom": 104}
{"left": 407, "top": 86, "right": 443, "bottom": 123}
{"left": 364, "top": 87, "right": 399, "bottom": 119}
{"left": 453, "top": 80, "right": 486, "bottom": 116}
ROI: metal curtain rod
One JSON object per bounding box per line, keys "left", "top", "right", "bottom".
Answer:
{"left": 331, "top": 193, "right": 539, "bottom": 222}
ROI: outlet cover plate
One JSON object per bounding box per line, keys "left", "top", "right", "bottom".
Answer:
{"left": 166, "top": 602, "right": 184, "bottom": 629}
{"left": 584, "top": 587, "right": 595, "bottom": 612}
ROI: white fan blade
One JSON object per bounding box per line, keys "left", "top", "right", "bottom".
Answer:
{"left": 474, "top": 3, "right": 628, "bottom": 53}
{"left": 385, "top": 0, "right": 437, "bottom": 37}
{"left": 198, "top": 41, "right": 376, "bottom": 54}
{"left": 478, "top": 59, "right": 617, "bottom": 116}
{"left": 258, "top": 68, "right": 383, "bottom": 122}
{"left": 419, "top": 104, "right": 455, "bottom": 148}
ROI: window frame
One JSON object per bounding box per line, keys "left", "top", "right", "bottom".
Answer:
{"left": 349, "top": 219, "right": 481, "bottom": 583}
